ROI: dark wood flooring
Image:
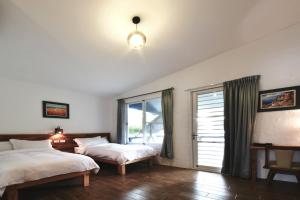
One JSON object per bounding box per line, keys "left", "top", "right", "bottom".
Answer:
{"left": 15, "top": 164, "right": 300, "bottom": 200}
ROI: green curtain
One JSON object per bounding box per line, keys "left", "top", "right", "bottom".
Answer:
{"left": 117, "top": 99, "right": 126, "bottom": 144}
{"left": 160, "top": 88, "right": 174, "bottom": 159}
{"left": 221, "top": 75, "right": 260, "bottom": 178}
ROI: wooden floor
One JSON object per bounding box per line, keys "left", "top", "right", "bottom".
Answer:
{"left": 15, "top": 164, "right": 300, "bottom": 200}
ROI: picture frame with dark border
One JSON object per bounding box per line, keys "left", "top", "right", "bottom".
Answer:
{"left": 43, "top": 101, "right": 70, "bottom": 119}
{"left": 258, "top": 86, "right": 300, "bottom": 112}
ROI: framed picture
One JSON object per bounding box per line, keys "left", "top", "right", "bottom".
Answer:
{"left": 42, "top": 101, "right": 69, "bottom": 118}
{"left": 258, "top": 86, "right": 300, "bottom": 112}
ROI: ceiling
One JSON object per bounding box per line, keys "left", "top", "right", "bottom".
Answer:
{"left": 0, "top": 0, "right": 299, "bottom": 96}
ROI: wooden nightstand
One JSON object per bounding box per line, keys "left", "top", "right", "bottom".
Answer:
{"left": 52, "top": 143, "right": 75, "bottom": 153}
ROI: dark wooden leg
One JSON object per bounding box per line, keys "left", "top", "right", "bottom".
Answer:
{"left": 118, "top": 165, "right": 126, "bottom": 175}
{"left": 251, "top": 148, "right": 257, "bottom": 182}
{"left": 296, "top": 174, "right": 300, "bottom": 184}
{"left": 148, "top": 158, "right": 153, "bottom": 168}
{"left": 83, "top": 173, "right": 90, "bottom": 187}
{"left": 267, "top": 170, "right": 275, "bottom": 185}
{"left": 6, "top": 188, "right": 18, "bottom": 200}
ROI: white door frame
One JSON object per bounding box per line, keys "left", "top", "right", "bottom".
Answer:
{"left": 191, "top": 86, "right": 224, "bottom": 173}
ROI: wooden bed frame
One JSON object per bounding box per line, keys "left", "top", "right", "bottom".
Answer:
{"left": 0, "top": 132, "right": 155, "bottom": 178}
{"left": 48, "top": 133, "right": 155, "bottom": 175}
{"left": 5, "top": 171, "right": 90, "bottom": 200}
{"left": 93, "top": 155, "right": 155, "bottom": 175}
{"left": 0, "top": 133, "right": 155, "bottom": 200}
{"left": 0, "top": 133, "right": 96, "bottom": 200}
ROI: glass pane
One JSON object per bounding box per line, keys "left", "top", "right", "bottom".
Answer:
{"left": 127, "top": 102, "right": 143, "bottom": 143}
{"left": 144, "top": 98, "right": 164, "bottom": 144}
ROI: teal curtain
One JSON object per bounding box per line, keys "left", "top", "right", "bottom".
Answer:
{"left": 221, "top": 75, "right": 260, "bottom": 178}
{"left": 117, "top": 99, "right": 126, "bottom": 144}
{"left": 160, "top": 88, "right": 174, "bottom": 159}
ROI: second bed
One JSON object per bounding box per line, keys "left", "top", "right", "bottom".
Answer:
{"left": 73, "top": 135, "right": 157, "bottom": 175}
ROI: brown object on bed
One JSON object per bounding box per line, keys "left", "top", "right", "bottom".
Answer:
{"left": 4, "top": 171, "right": 90, "bottom": 200}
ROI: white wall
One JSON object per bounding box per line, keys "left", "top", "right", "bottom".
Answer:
{"left": 115, "top": 23, "right": 300, "bottom": 181}
{"left": 0, "top": 78, "right": 113, "bottom": 134}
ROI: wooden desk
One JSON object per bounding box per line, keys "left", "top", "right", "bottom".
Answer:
{"left": 250, "top": 145, "right": 265, "bottom": 182}
{"left": 250, "top": 143, "right": 300, "bottom": 182}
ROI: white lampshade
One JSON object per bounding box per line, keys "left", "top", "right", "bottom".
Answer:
{"left": 127, "top": 31, "right": 146, "bottom": 49}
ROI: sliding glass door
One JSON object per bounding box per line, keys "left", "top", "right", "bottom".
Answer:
{"left": 192, "top": 87, "right": 224, "bottom": 172}
{"left": 127, "top": 102, "right": 144, "bottom": 143}
{"left": 126, "top": 98, "right": 164, "bottom": 144}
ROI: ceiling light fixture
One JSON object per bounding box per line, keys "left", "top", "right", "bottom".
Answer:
{"left": 127, "top": 16, "right": 146, "bottom": 49}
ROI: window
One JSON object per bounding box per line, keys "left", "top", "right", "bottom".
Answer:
{"left": 126, "top": 97, "right": 164, "bottom": 144}
{"left": 192, "top": 87, "right": 224, "bottom": 172}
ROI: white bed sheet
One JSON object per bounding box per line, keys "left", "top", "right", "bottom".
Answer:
{"left": 75, "top": 143, "right": 157, "bottom": 164}
{"left": 0, "top": 148, "right": 99, "bottom": 197}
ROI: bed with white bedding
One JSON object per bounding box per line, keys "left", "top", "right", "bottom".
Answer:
{"left": 74, "top": 137, "right": 157, "bottom": 175}
{"left": 75, "top": 143, "right": 157, "bottom": 164}
{"left": 0, "top": 148, "right": 99, "bottom": 200}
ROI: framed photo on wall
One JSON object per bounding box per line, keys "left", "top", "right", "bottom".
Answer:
{"left": 258, "top": 86, "right": 300, "bottom": 112}
{"left": 42, "top": 101, "right": 69, "bottom": 118}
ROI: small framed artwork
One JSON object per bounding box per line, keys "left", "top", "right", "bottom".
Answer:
{"left": 258, "top": 86, "right": 300, "bottom": 112}
{"left": 42, "top": 101, "right": 69, "bottom": 119}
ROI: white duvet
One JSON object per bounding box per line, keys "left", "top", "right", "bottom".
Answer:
{"left": 0, "top": 148, "right": 99, "bottom": 197}
{"left": 75, "top": 143, "right": 157, "bottom": 164}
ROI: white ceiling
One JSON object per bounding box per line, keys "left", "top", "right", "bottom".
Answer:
{"left": 0, "top": 0, "right": 299, "bottom": 96}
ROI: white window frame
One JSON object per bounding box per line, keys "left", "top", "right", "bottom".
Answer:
{"left": 125, "top": 93, "right": 162, "bottom": 144}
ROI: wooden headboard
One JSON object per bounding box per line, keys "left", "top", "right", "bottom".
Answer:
{"left": 0, "top": 133, "right": 111, "bottom": 153}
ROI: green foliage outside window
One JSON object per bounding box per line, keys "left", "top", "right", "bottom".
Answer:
{"left": 128, "top": 126, "right": 142, "bottom": 135}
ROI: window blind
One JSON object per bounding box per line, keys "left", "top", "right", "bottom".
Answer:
{"left": 196, "top": 90, "right": 224, "bottom": 168}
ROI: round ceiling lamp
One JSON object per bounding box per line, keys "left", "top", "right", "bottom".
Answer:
{"left": 127, "top": 16, "right": 146, "bottom": 49}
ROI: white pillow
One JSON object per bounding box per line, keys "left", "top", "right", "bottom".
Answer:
{"left": 99, "top": 137, "right": 109, "bottom": 144}
{"left": 0, "top": 141, "right": 13, "bottom": 151}
{"left": 74, "top": 136, "right": 108, "bottom": 147}
{"left": 9, "top": 139, "right": 52, "bottom": 150}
